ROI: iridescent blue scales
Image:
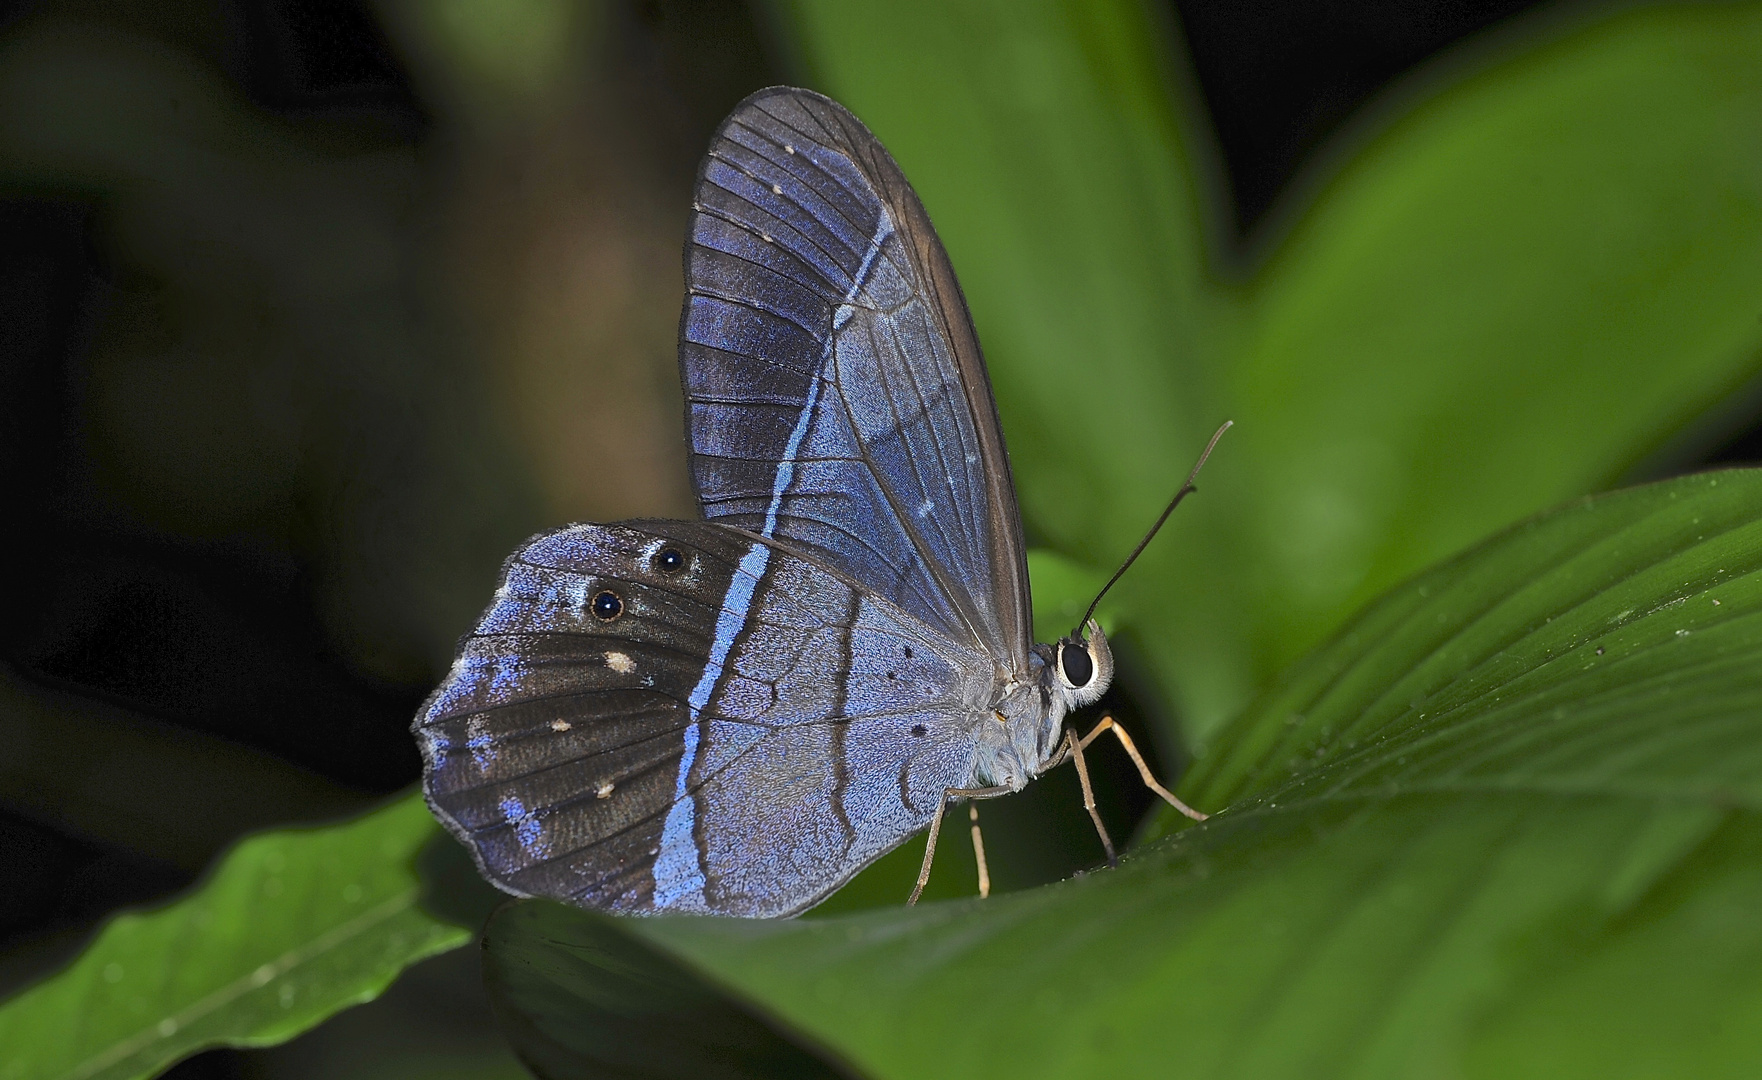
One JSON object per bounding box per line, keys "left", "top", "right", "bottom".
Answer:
{"left": 415, "top": 88, "right": 1115, "bottom": 917}
{"left": 681, "top": 88, "right": 1025, "bottom": 656}
{"left": 423, "top": 522, "right": 998, "bottom": 916}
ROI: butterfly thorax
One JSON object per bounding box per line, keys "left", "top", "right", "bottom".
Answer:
{"left": 972, "top": 624, "right": 1116, "bottom": 791}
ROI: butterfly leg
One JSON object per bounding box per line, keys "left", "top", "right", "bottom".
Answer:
{"left": 1065, "top": 727, "right": 1118, "bottom": 866}
{"left": 909, "top": 785, "right": 1011, "bottom": 906}
{"left": 968, "top": 805, "right": 990, "bottom": 899}
{"left": 1078, "top": 714, "right": 1208, "bottom": 822}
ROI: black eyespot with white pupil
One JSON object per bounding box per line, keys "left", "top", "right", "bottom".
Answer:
{"left": 1060, "top": 640, "right": 1094, "bottom": 688}
{"left": 591, "top": 590, "right": 623, "bottom": 621}
{"left": 653, "top": 547, "right": 686, "bottom": 574}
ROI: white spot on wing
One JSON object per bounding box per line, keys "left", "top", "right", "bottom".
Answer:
{"left": 596, "top": 781, "right": 615, "bottom": 799}
{"left": 917, "top": 499, "right": 933, "bottom": 517}
{"left": 550, "top": 719, "right": 572, "bottom": 732}
{"left": 605, "top": 651, "right": 636, "bottom": 674}
{"left": 771, "top": 183, "right": 783, "bottom": 195}
{"left": 784, "top": 144, "right": 795, "bottom": 154}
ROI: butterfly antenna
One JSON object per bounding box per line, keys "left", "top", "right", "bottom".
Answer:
{"left": 1075, "top": 420, "right": 1233, "bottom": 637}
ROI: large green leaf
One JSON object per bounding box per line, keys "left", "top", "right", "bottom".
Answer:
{"left": 484, "top": 905, "right": 856, "bottom": 1080}
{"left": 0, "top": 794, "right": 466, "bottom": 1080}
{"left": 486, "top": 469, "right": 1762, "bottom": 1078}
{"left": 776, "top": 0, "right": 1762, "bottom": 740}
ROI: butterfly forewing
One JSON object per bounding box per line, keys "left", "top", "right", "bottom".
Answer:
{"left": 682, "top": 87, "right": 1032, "bottom": 670}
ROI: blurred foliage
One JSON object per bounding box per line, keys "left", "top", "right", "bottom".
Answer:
{"left": 780, "top": 0, "right": 1762, "bottom": 746}
{"left": 0, "top": 0, "right": 767, "bottom": 1075}
{"left": 0, "top": 0, "right": 748, "bottom": 688}
{"left": 0, "top": 14, "right": 536, "bottom": 686}
{"left": 1, "top": 0, "right": 1761, "bottom": 1077}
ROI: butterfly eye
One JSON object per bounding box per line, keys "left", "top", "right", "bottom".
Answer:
{"left": 1058, "top": 640, "right": 1094, "bottom": 688}
{"left": 652, "top": 547, "right": 686, "bottom": 574}
{"left": 591, "top": 590, "right": 624, "bottom": 622}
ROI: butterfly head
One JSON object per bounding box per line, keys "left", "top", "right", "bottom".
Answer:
{"left": 987, "top": 621, "right": 1116, "bottom": 789}
{"left": 1051, "top": 619, "right": 1113, "bottom": 711}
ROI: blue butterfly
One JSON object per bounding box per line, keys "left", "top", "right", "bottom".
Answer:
{"left": 414, "top": 87, "right": 1214, "bottom": 917}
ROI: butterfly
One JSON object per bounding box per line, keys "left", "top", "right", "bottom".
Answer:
{"left": 414, "top": 86, "right": 1214, "bottom": 918}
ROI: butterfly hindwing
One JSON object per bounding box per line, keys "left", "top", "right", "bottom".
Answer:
{"left": 416, "top": 522, "right": 735, "bottom": 910}
{"left": 682, "top": 87, "right": 1033, "bottom": 669}
{"left": 416, "top": 519, "right": 988, "bottom": 916}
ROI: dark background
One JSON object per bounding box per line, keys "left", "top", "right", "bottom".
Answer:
{"left": 2, "top": 1, "right": 1754, "bottom": 1076}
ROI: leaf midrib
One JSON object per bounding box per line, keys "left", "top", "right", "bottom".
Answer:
{"left": 66, "top": 887, "right": 426, "bottom": 1080}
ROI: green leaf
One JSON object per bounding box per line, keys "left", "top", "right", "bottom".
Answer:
{"left": 1229, "top": 2, "right": 1762, "bottom": 698}
{"left": 1026, "top": 547, "right": 1108, "bottom": 644}
{"left": 483, "top": 903, "right": 855, "bottom": 1080}
{"left": 0, "top": 793, "right": 468, "bottom": 1080}
{"left": 776, "top": 0, "right": 1762, "bottom": 740}
{"left": 485, "top": 469, "right": 1762, "bottom": 1078}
